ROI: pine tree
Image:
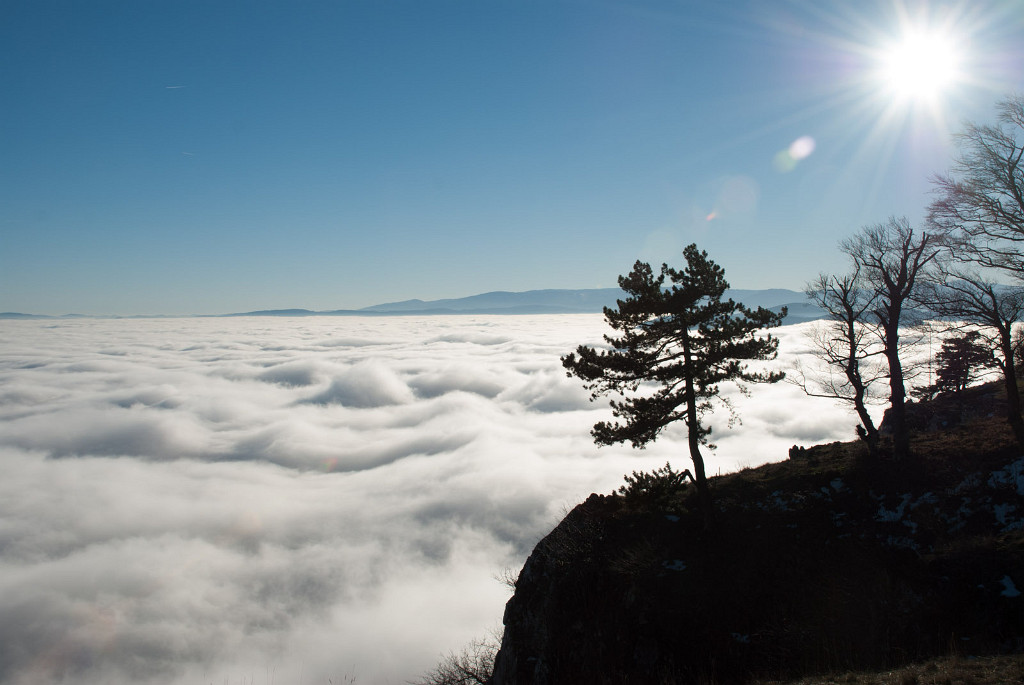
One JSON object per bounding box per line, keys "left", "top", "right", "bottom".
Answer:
{"left": 561, "top": 244, "right": 785, "bottom": 525}
{"left": 932, "top": 331, "right": 997, "bottom": 395}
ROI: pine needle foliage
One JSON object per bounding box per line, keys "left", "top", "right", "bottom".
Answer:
{"left": 562, "top": 244, "right": 786, "bottom": 523}
{"left": 932, "top": 330, "right": 998, "bottom": 395}
{"left": 618, "top": 461, "right": 692, "bottom": 510}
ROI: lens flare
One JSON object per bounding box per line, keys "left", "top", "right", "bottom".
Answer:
{"left": 774, "top": 136, "right": 816, "bottom": 172}
{"left": 789, "top": 136, "right": 815, "bottom": 160}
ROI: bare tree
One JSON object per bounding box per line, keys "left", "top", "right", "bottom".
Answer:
{"left": 918, "top": 262, "right": 1024, "bottom": 447}
{"left": 840, "top": 217, "right": 943, "bottom": 460}
{"left": 413, "top": 635, "right": 498, "bottom": 685}
{"left": 793, "top": 269, "right": 886, "bottom": 455}
{"left": 925, "top": 95, "right": 1024, "bottom": 447}
{"left": 929, "top": 94, "right": 1024, "bottom": 277}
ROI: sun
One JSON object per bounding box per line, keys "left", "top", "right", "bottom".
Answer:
{"left": 876, "top": 26, "right": 963, "bottom": 105}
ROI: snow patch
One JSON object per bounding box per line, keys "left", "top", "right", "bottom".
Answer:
{"left": 994, "top": 503, "right": 1017, "bottom": 526}
{"left": 999, "top": 575, "right": 1021, "bottom": 598}
{"left": 876, "top": 494, "right": 912, "bottom": 523}
{"left": 988, "top": 457, "right": 1024, "bottom": 496}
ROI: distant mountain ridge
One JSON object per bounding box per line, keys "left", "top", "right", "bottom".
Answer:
{"left": 0, "top": 288, "right": 825, "bottom": 322}
{"left": 0, "top": 312, "right": 90, "bottom": 320}
{"left": 357, "top": 287, "right": 823, "bottom": 322}
{"left": 358, "top": 288, "right": 627, "bottom": 314}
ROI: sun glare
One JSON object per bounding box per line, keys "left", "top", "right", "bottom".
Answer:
{"left": 878, "top": 27, "right": 962, "bottom": 104}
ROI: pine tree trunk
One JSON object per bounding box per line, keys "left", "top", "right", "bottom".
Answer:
{"left": 686, "top": 418, "right": 713, "bottom": 529}
{"left": 682, "top": 329, "right": 714, "bottom": 528}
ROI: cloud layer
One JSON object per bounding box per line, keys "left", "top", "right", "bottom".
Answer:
{"left": 0, "top": 315, "right": 866, "bottom": 684}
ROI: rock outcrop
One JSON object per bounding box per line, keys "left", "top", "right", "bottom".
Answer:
{"left": 492, "top": 435, "right": 1024, "bottom": 684}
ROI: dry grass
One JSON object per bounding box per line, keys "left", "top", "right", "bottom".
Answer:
{"left": 757, "top": 653, "right": 1024, "bottom": 685}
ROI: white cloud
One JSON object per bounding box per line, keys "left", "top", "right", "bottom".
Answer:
{"left": 0, "top": 315, "right": 863, "bottom": 684}
{"left": 2, "top": 405, "right": 210, "bottom": 459}
{"left": 408, "top": 364, "right": 506, "bottom": 399}
{"left": 304, "top": 360, "right": 416, "bottom": 408}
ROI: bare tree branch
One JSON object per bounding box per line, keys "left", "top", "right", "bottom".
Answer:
{"left": 795, "top": 271, "right": 887, "bottom": 453}
{"left": 837, "top": 217, "right": 943, "bottom": 460}
{"left": 918, "top": 253, "right": 1024, "bottom": 446}
{"left": 929, "top": 94, "right": 1024, "bottom": 278}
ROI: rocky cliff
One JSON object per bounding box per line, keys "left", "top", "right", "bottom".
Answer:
{"left": 491, "top": 415, "right": 1024, "bottom": 684}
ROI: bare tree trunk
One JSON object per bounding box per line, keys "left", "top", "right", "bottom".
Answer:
{"left": 840, "top": 218, "right": 941, "bottom": 463}
{"left": 844, "top": 317, "right": 880, "bottom": 455}
{"left": 1004, "top": 376, "right": 1024, "bottom": 447}
{"left": 998, "top": 329, "right": 1024, "bottom": 448}
{"left": 853, "top": 398, "right": 880, "bottom": 455}
{"left": 799, "top": 271, "right": 884, "bottom": 458}
{"left": 884, "top": 321, "right": 910, "bottom": 461}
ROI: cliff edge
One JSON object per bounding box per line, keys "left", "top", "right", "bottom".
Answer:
{"left": 492, "top": 403, "right": 1024, "bottom": 684}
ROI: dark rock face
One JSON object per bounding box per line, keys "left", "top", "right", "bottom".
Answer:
{"left": 491, "top": 494, "right": 630, "bottom": 685}
{"left": 492, "top": 448, "right": 1024, "bottom": 685}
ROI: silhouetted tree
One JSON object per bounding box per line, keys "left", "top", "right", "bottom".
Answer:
{"left": 933, "top": 331, "right": 997, "bottom": 393}
{"left": 561, "top": 244, "right": 785, "bottom": 525}
{"left": 913, "top": 330, "right": 995, "bottom": 401}
{"left": 1015, "top": 330, "right": 1024, "bottom": 379}
{"left": 414, "top": 636, "right": 497, "bottom": 685}
{"left": 918, "top": 265, "right": 1024, "bottom": 446}
{"left": 840, "top": 217, "right": 943, "bottom": 461}
{"left": 929, "top": 94, "right": 1024, "bottom": 278}
{"left": 793, "top": 268, "right": 885, "bottom": 456}
{"left": 926, "top": 95, "right": 1024, "bottom": 448}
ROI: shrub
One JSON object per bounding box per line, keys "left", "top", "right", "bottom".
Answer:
{"left": 413, "top": 636, "right": 497, "bottom": 685}
{"left": 618, "top": 461, "right": 692, "bottom": 509}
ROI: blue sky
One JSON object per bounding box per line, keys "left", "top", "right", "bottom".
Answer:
{"left": 2, "top": 0, "right": 1022, "bottom": 315}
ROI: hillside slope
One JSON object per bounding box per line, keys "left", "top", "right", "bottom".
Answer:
{"left": 491, "top": 390, "right": 1024, "bottom": 684}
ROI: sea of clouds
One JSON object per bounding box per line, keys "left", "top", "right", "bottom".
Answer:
{"left": 0, "top": 315, "right": 867, "bottom": 684}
